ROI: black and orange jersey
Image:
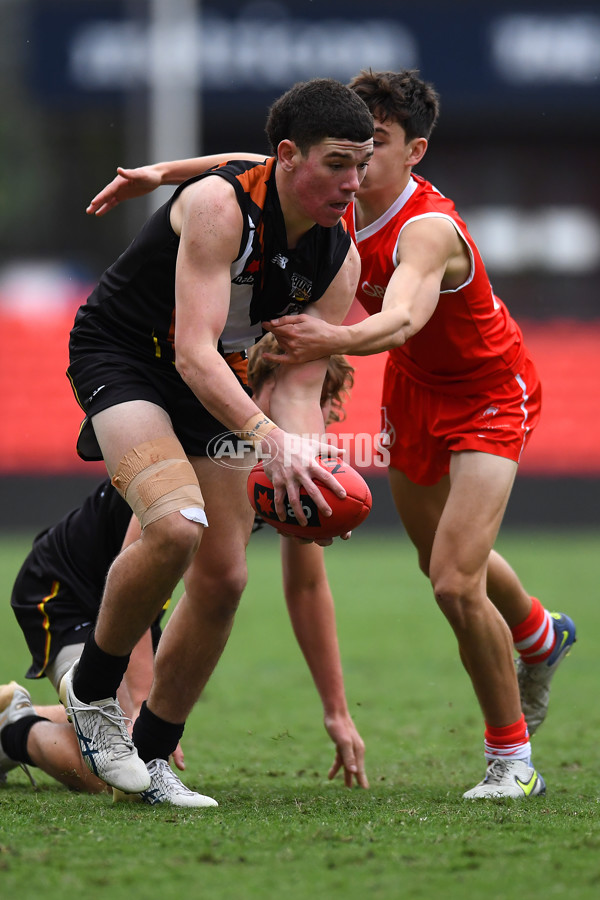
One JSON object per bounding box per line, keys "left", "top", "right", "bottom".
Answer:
{"left": 70, "top": 157, "right": 350, "bottom": 366}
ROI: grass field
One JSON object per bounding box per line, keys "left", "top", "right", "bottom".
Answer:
{"left": 0, "top": 526, "right": 599, "bottom": 899}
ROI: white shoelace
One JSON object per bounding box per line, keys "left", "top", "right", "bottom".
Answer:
{"left": 148, "top": 759, "right": 197, "bottom": 796}
{"left": 484, "top": 760, "right": 511, "bottom": 782}
{"left": 67, "top": 700, "right": 135, "bottom": 760}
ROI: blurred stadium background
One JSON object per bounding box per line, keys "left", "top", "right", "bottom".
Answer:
{"left": 1, "top": 0, "right": 599, "bottom": 531}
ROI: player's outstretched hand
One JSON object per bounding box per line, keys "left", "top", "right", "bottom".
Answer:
{"left": 86, "top": 165, "right": 162, "bottom": 216}
{"left": 325, "top": 711, "right": 369, "bottom": 789}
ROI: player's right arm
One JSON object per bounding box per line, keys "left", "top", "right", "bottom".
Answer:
{"left": 86, "top": 153, "right": 265, "bottom": 216}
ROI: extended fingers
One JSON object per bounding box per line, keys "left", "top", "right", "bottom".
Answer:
{"left": 86, "top": 176, "right": 126, "bottom": 216}
{"left": 328, "top": 741, "right": 369, "bottom": 789}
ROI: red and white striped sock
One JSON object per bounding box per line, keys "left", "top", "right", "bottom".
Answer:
{"left": 511, "top": 596, "right": 556, "bottom": 665}
{"left": 484, "top": 715, "right": 531, "bottom": 763}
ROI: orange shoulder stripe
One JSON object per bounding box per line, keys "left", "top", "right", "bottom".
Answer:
{"left": 235, "top": 158, "right": 276, "bottom": 212}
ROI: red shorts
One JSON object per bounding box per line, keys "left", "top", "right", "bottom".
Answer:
{"left": 380, "top": 355, "right": 542, "bottom": 486}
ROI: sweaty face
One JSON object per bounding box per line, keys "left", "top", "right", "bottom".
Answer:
{"left": 290, "top": 137, "right": 373, "bottom": 228}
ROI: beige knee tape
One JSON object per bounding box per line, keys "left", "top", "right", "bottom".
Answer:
{"left": 111, "top": 437, "right": 206, "bottom": 529}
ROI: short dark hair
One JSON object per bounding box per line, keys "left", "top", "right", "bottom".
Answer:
{"left": 265, "top": 78, "right": 374, "bottom": 155}
{"left": 348, "top": 69, "right": 440, "bottom": 141}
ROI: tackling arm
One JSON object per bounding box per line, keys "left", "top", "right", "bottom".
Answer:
{"left": 264, "top": 216, "right": 457, "bottom": 362}
{"left": 86, "top": 152, "right": 266, "bottom": 217}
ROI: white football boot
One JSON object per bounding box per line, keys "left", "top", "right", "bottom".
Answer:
{"left": 60, "top": 662, "right": 150, "bottom": 793}
{"left": 463, "top": 759, "right": 546, "bottom": 800}
{"left": 113, "top": 758, "right": 218, "bottom": 808}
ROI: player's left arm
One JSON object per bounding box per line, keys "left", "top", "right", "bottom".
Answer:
{"left": 280, "top": 538, "right": 368, "bottom": 788}
{"left": 264, "top": 216, "right": 458, "bottom": 361}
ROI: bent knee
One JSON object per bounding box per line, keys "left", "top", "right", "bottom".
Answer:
{"left": 145, "top": 511, "right": 203, "bottom": 568}
{"left": 188, "top": 555, "right": 248, "bottom": 613}
{"left": 113, "top": 437, "right": 206, "bottom": 531}
{"left": 213, "top": 562, "right": 248, "bottom": 605}
{"left": 431, "top": 572, "right": 483, "bottom": 628}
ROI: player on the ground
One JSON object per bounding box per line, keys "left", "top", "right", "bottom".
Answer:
{"left": 9, "top": 484, "right": 139, "bottom": 698}
{"left": 86, "top": 69, "right": 576, "bottom": 800}
{"left": 0, "top": 483, "right": 185, "bottom": 794}
{"left": 1, "top": 340, "right": 367, "bottom": 798}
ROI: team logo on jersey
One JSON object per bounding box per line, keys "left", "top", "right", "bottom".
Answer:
{"left": 290, "top": 273, "right": 312, "bottom": 303}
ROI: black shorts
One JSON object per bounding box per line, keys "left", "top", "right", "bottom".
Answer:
{"left": 11, "top": 552, "right": 162, "bottom": 681}
{"left": 11, "top": 552, "right": 98, "bottom": 680}
{"left": 67, "top": 351, "right": 250, "bottom": 461}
